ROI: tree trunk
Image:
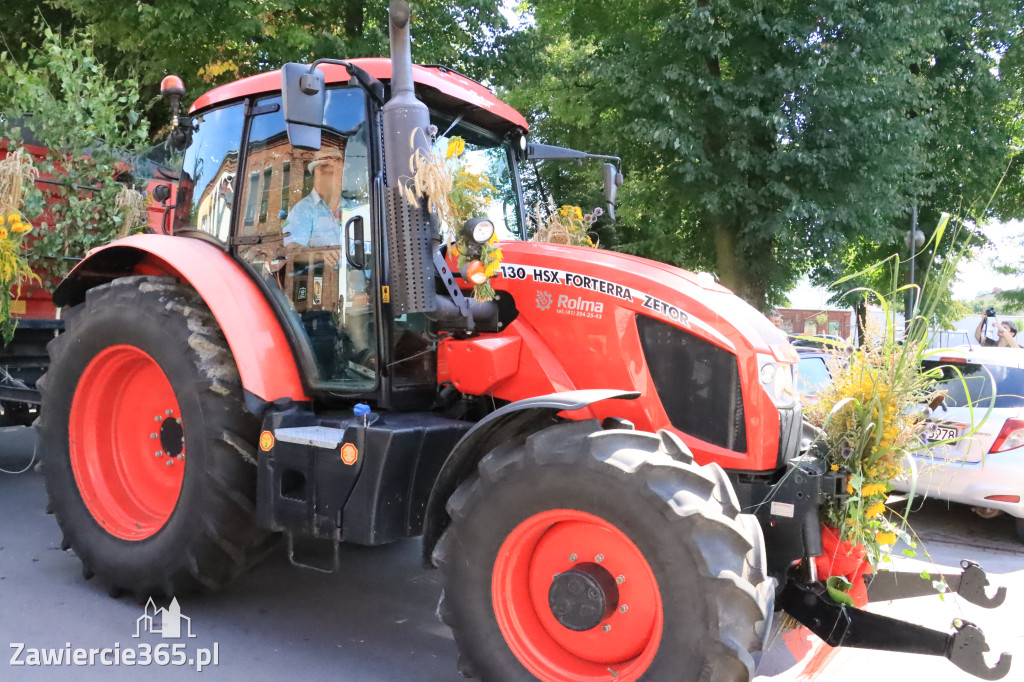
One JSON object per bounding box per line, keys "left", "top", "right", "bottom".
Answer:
{"left": 856, "top": 298, "right": 868, "bottom": 346}
{"left": 713, "top": 221, "right": 742, "bottom": 297}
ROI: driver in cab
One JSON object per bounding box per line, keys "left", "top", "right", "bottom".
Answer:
{"left": 285, "top": 145, "right": 348, "bottom": 259}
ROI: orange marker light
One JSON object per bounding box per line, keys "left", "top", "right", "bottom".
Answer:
{"left": 340, "top": 443, "right": 358, "bottom": 465}
{"left": 160, "top": 75, "right": 186, "bottom": 97}
{"left": 259, "top": 431, "right": 275, "bottom": 451}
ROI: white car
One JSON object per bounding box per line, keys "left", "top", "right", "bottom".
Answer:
{"left": 894, "top": 347, "right": 1024, "bottom": 542}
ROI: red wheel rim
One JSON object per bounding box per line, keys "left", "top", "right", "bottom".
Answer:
{"left": 492, "top": 509, "right": 663, "bottom": 681}
{"left": 69, "top": 345, "right": 185, "bottom": 540}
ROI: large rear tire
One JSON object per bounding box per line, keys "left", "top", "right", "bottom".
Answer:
{"left": 38, "top": 276, "right": 271, "bottom": 599}
{"left": 433, "top": 420, "right": 774, "bottom": 682}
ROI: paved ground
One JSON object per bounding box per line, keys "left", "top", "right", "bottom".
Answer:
{"left": 2, "top": 425, "right": 1022, "bottom": 681}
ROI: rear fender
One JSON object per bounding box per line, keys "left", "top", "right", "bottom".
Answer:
{"left": 53, "top": 234, "right": 307, "bottom": 404}
{"left": 420, "top": 388, "right": 639, "bottom": 567}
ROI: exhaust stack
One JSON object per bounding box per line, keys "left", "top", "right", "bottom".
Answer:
{"left": 382, "top": 0, "right": 437, "bottom": 315}
{"left": 382, "top": 1, "right": 497, "bottom": 328}
{"left": 383, "top": 1, "right": 431, "bottom": 189}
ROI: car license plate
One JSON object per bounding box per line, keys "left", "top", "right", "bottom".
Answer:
{"left": 924, "top": 423, "right": 959, "bottom": 442}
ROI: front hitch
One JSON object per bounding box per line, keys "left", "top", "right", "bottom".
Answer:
{"left": 866, "top": 559, "right": 1006, "bottom": 608}
{"left": 779, "top": 580, "right": 1012, "bottom": 680}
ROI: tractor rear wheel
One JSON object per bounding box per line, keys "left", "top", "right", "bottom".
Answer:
{"left": 433, "top": 420, "right": 774, "bottom": 682}
{"left": 38, "top": 276, "right": 270, "bottom": 600}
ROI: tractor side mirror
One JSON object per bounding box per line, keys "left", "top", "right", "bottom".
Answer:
{"left": 603, "top": 162, "right": 623, "bottom": 222}
{"left": 281, "top": 63, "right": 325, "bottom": 151}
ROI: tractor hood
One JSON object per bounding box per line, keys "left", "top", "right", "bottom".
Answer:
{"left": 495, "top": 241, "right": 792, "bottom": 361}
{"left": 446, "top": 240, "right": 798, "bottom": 472}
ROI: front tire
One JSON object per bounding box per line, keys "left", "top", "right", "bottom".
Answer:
{"left": 38, "top": 276, "right": 270, "bottom": 599}
{"left": 434, "top": 420, "right": 773, "bottom": 682}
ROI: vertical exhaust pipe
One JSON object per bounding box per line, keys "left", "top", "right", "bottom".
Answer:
{"left": 383, "top": 1, "right": 432, "bottom": 189}
{"left": 381, "top": 0, "right": 497, "bottom": 328}
{"left": 383, "top": 0, "right": 437, "bottom": 315}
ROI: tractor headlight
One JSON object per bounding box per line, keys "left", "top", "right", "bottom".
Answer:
{"left": 463, "top": 217, "right": 495, "bottom": 244}
{"left": 757, "top": 354, "right": 797, "bottom": 408}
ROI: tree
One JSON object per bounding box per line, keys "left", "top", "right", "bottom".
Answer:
{"left": 0, "top": 25, "right": 150, "bottom": 281}
{"left": 496, "top": 1, "right": 1022, "bottom": 310}
{"left": 814, "top": 1, "right": 1024, "bottom": 324}
{"left": 27, "top": 0, "right": 510, "bottom": 132}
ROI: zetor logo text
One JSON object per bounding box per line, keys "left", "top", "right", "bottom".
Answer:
{"left": 537, "top": 290, "right": 604, "bottom": 319}
{"left": 9, "top": 597, "right": 219, "bottom": 672}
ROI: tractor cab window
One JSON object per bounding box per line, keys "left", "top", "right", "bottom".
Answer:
{"left": 173, "top": 103, "right": 245, "bottom": 242}
{"left": 431, "top": 119, "right": 522, "bottom": 240}
{"left": 236, "top": 88, "right": 375, "bottom": 390}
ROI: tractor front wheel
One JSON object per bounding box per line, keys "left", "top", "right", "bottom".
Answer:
{"left": 38, "top": 276, "right": 270, "bottom": 600}
{"left": 434, "top": 420, "right": 774, "bottom": 682}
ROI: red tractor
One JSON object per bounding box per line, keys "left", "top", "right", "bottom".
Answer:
{"left": 37, "top": 3, "right": 1009, "bottom": 680}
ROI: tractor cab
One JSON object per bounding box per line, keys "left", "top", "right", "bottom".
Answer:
{"left": 150, "top": 59, "right": 531, "bottom": 407}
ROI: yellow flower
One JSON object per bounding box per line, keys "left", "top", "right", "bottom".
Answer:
{"left": 0, "top": 215, "right": 4, "bottom": 225}
{"left": 446, "top": 138, "right": 465, "bottom": 159}
{"left": 488, "top": 234, "right": 499, "bottom": 246}
{"left": 830, "top": 463, "right": 839, "bottom": 471}
{"left": 573, "top": 206, "right": 583, "bottom": 220}
{"left": 6, "top": 213, "right": 18, "bottom": 225}
{"left": 864, "top": 501, "right": 886, "bottom": 518}
{"left": 10, "top": 220, "right": 30, "bottom": 234}
{"left": 875, "top": 532, "right": 897, "bottom": 545}
{"left": 0, "top": 228, "right": 8, "bottom": 240}
{"left": 489, "top": 248, "right": 503, "bottom": 262}
{"left": 484, "top": 261, "right": 499, "bottom": 277}
{"left": 861, "top": 483, "right": 887, "bottom": 497}
{"left": 846, "top": 481, "right": 855, "bottom": 495}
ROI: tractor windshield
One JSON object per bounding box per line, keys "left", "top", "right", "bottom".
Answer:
{"left": 431, "top": 117, "right": 523, "bottom": 241}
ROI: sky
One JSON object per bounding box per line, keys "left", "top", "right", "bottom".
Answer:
{"left": 787, "top": 220, "right": 1024, "bottom": 309}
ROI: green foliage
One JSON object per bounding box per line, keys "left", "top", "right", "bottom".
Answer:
{"left": 0, "top": 24, "right": 150, "bottom": 282}
{"left": 497, "top": 1, "right": 1024, "bottom": 309}
{"left": 34, "top": 0, "right": 511, "bottom": 132}
{"left": 815, "top": 1, "right": 1024, "bottom": 320}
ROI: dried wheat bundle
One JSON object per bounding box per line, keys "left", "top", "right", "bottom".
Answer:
{"left": 114, "top": 185, "right": 148, "bottom": 237}
{"left": 399, "top": 133, "right": 458, "bottom": 240}
{"left": 0, "top": 147, "right": 39, "bottom": 216}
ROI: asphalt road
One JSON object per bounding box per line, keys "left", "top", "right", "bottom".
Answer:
{"left": 2, "top": 425, "right": 1022, "bottom": 681}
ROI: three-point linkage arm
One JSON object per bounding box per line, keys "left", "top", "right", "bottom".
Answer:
{"left": 866, "top": 560, "right": 1006, "bottom": 608}
{"left": 779, "top": 559, "right": 1012, "bottom": 680}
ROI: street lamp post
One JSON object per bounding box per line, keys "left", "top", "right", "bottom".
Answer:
{"left": 904, "top": 204, "right": 925, "bottom": 325}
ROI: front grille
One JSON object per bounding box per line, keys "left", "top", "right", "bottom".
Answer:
{"left": 636, "top": 315, "right": 747, "bottom": 452}
{"left": 777, "top": 405, "right": 802, "bottom": 467}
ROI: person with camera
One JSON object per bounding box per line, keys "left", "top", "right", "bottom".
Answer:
{"left": 975, "top": 308, "right": 1019, "bottom": 348}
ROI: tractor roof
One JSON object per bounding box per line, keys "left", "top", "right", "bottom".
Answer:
{"left": 190, "top": 58, "right": 528, "bottom": 134}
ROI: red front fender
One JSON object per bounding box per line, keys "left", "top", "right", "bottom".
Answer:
{"left": 54, "top": 234, "right": 307, "bottom": 403}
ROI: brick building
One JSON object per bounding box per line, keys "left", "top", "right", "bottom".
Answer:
{"left": 776, "top": 308, "right": 852, "bottom": 339}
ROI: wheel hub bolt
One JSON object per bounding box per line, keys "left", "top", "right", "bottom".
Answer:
{"left": 568, "top": 553, "right": 578, "bottom": 562}
{"left": 595, "top": 554, "right": 604, "bottom": 563}
{"left": 165, "top": 459, "right": 175, "bottom": 467}
{"left": 619, "top": 605, "right": 628, "bottom": 613}
{"left": 616, "top": 575, "right": 625, "bottom": 584}
{"left": 154, "top": 451, "right": 163, "bottom": 458}
{"left": 150, "top": 433, "right": 158, "bottom": 439}
{"left": 165, "top": 409, "right": 173, "bottom": 416}
{"left": 154, "top": 415, "right": 163, "bottom": 422}
{"left": 602, "top": 624, "right": 611, "bottom": 632}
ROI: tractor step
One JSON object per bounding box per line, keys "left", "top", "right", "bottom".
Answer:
{"left": 286, "top": 533, "right": 340, "bottom": 573}
{"left": 274, "top": 426, "right": 346, "bottom": 449}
